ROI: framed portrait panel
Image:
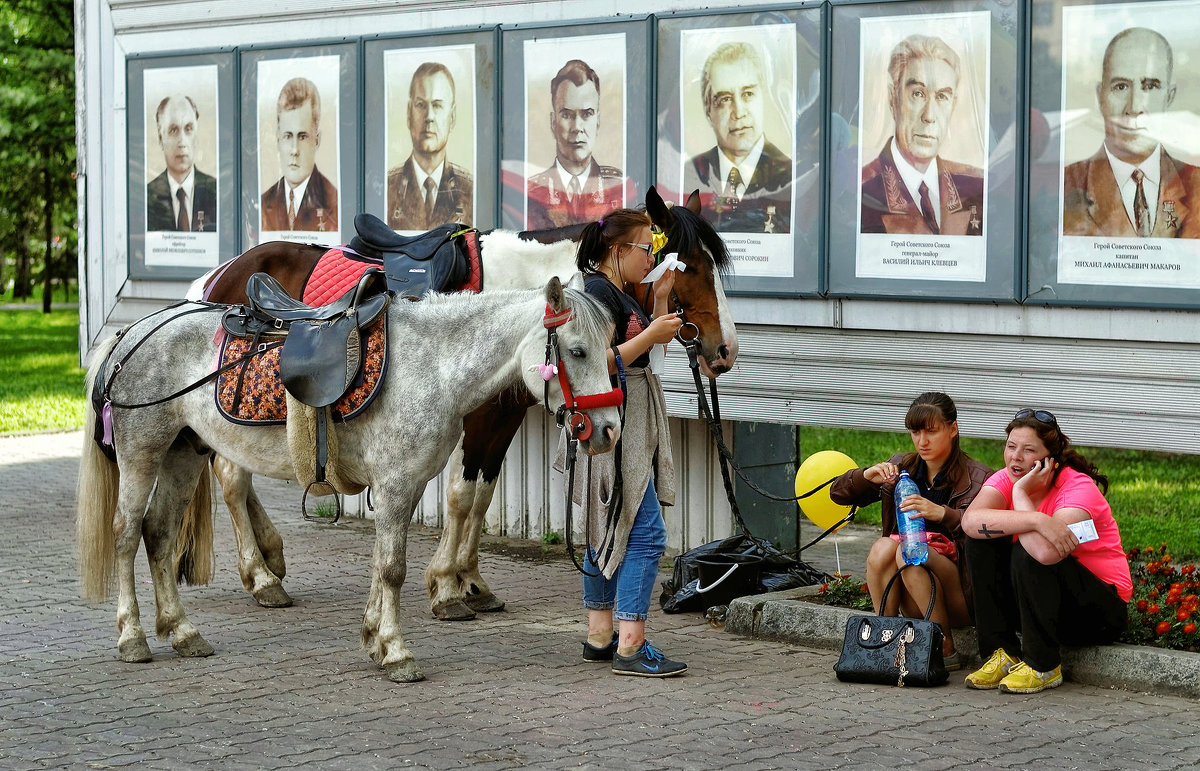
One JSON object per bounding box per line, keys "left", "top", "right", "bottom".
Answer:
{"left": 657, "top": 6, "right": 824, "bottom": 296}
{"left": 1029, "top": 0, "right": 1200, "bottom": 307}
{"left": 828, "top": 0, "right": 1020, "bottom": 300}
{"left": 364, "top": 30, "right": 498, "bottom": 234}
{"left": 240, "top": 43, "right": 359, "bottom": 249}
{"left": 499, "top": 20, "right": 651, "bottom": 231}
{"left": 127, "top": 52, "right": 236, "bottom": 279}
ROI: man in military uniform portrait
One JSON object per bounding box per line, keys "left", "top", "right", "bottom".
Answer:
{"left": 526, "top": 59, "right": 625, "bottom": 229}
{"left": 861, "top": 34, "right": 984, "bottom": 236}
{"left": 261, "top": 77, "right": 338, "bottom": 232}
{"left": 387, "top": 61, "right": 473, "bottom": 230}
{"left": 685, "top": 41, "right": 792, "bottom": 234}
{"left": 1063, "top": 27, "right": 1200, "bottom": 238}
{"left": 146, "top": 94, "right": 217, "bottom": 232}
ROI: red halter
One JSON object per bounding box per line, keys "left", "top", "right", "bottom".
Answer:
{"left": 542, "top": 303, "right": 623, "bottom": 440}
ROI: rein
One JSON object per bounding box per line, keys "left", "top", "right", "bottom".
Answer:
{"left": 679, "top": 333, "right": 858, "bottom": 556}
{"left": 100, "top": 301, "right": 272, "bottom": 410}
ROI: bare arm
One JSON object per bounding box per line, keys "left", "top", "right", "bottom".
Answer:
{"left": 961, "top": 461, "right": 1084, "bottom": 564}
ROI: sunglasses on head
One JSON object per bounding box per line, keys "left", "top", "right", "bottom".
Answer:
{"left": 1014, "top": 408, "right": 1057, "bottom": 425}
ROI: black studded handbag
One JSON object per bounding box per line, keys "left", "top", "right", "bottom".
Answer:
{"left": 834, "top": 564, "right": 949, "bottom": 687}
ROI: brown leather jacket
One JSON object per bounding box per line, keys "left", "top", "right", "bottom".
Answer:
{"left": 830, "top": 451, "right": 992, "bottom": 612}
{"left": 829, "top": 451, "right": 992, "bottom": 540}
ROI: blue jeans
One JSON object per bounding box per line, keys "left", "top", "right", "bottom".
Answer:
{"left": 582, "top": 481, "right": 668, "bottom": 621}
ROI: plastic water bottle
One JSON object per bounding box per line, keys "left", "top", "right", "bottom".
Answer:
{"left": 895, "top": 471, "right": 929, "bottom": 565}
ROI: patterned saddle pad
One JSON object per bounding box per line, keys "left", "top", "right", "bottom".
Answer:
{"left": 215, "top": 318, "right": 388, "bottom": 425}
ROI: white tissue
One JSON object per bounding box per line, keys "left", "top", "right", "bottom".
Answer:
{"left": 640, "top": 252, "right": 686, "bottom": 284}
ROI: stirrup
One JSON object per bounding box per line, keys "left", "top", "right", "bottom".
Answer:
{"left": 301, "top": 481, "right": 343, "bottom": 524}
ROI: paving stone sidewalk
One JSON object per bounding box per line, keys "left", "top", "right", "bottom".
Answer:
{"left": 2, "top": 431, "right": 1198, "bottom": 770}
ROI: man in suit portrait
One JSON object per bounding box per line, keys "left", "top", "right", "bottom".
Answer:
{"left": 261, "top": 77, "right": 338, "bottom": 232}
{"left": 386, "top": 62, "right": 473, "bottom": 230}
{"left": 685, "top": 41, "right": 792, "bottom": 234}
{"left": 146, "top": 95, "right": 216, "bottom": 232}
{"left": 526, "top": 59, "right": 625, "bottom": 230}
{"left": 1063, "top": 27, "right": 1200, "bottom": 238}
{"left": 861, "top": 35, "right": 984, "bottom": 236}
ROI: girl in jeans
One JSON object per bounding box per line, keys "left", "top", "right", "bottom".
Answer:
{"left": 569, "top": 208, "right": 686, "bottom": 677}
{"left": 961, "top": 409, "right": 1130, "bottom": 694}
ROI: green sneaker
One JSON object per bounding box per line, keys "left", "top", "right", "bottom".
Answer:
{"left": 965, "top": 648, "right": 1021, "bottom": 690}
{"left": 998, "top": 662, "right": 1063, "bottom": 694}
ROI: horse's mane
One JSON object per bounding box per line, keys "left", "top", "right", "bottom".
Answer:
{"left": 670, "top": 205, "right": 732, "bottom": 274}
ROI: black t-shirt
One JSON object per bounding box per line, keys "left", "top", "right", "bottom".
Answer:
{"left": 583, "top": 273, "right": 651, "bottom": 369}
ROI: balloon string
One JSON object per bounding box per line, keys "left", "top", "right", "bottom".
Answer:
{"left": 834, "top": 539, "right": 842, "bottom": 576}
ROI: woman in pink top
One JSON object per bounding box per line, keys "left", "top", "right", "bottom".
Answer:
{"left": 960, "top": 409, "right": 1130, "bottom": 695}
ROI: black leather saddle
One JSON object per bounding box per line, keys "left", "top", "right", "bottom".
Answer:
{"left": 349, "top": 213, "right": 471, "bottom": 298}
{"left": 223, "top": 268, "right": 389, "bottom": 408}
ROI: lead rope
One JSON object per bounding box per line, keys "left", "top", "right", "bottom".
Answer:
{"left": 681, "top": 338, "right": 857, "bottom": 556}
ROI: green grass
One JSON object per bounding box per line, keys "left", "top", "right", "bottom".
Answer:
{"left": 802, "top": 426, "right": 1200, "bottom": 561}
{"left": 0, "top": 307, "right": 87, "bottom": 433}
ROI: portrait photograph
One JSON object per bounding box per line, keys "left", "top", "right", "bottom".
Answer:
{"left": 1056, "top": 0, "right": 1200, "bottom": 290}
{"left": 522, "top": 33, "right": 631, "bottom": 230}
{"left": 142, "top": 64, "right": 220, "bottom": 267}
{"left": 855, "top": 10, "right": 990, "bottom": 283}
{"left": 256, "top": 55, "right": 341, "bottom": 241}
{"left": 384, "top": 44, "right": 477, "bottom": 233}
{"left": 679, "top": 24, "right": 797, "bottom": 278}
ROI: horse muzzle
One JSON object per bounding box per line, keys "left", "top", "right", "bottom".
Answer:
{"left": 583, "top": 423, "right": 620, "bottom": 455}
{"left": 697, "top": 335, "right": 738, "bottom": 378}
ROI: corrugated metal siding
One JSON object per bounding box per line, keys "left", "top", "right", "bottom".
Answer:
{"left": 659, "top": 326, "right": 1200, "bottom": 455}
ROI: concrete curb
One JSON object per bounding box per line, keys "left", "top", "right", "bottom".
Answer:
{"left": 727, "top": 586, "right": 1200, "bottom": 698}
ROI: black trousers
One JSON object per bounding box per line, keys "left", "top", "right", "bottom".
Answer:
{"left": 965, "top": 537, "right": 1128, "bottom": 671}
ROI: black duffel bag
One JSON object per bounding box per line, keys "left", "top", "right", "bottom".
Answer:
{"left": 659, "top": 533, "right": 828, "bottom": 613}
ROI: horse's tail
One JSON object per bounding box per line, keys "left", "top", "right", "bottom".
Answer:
{"left": 77, "top": 333, "right": 121, "bottom": 602}
{"left": 175, "top": 461, "right": 216, "bottom": 586}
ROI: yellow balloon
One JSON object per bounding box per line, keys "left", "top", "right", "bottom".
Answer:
{"left": 795, "top": 450, "right": 858, "bottom": 531}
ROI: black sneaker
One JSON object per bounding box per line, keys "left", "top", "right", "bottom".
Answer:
{"left": 611, "top": 641, "right": 687, "bottom": 677}
{"left": 582, "top": 632, "right": 618, "bottom": 663}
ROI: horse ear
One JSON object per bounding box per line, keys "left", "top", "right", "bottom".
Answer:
{"left": 645, "top": 186, "right": 671, "bottom": 228}
{"left": 545, "top": 275, "right": 566, "bottom": 312}
{"left": 565, "top": 272, "right": 585, "bottom": 292}
{"left": 685, "top": 189, "right": 702, "bottom": 214}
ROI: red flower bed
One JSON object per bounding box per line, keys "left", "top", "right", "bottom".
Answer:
{"left": 1121, "top": 544, "right": 1200, "bottom": 653}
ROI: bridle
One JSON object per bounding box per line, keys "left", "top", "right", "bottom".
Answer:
{"left": 540, "top": 303, "right": 624, "bottom": 439}
{"left": 539, "top": 301, "right": 626, "bottom": 575}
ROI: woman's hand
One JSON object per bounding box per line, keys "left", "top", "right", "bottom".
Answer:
{"left": 643, "top": 311, "right": 684, "bottom": 345}
{"left": 1036, "top": 515, "right": 1079, "bottom": 560}
{"left": 863, "top": 462, "right": 899, "bottom": 485}
{"left": 1015, "top": 457, "right": 1056, "bottom": 498}
{"left": 899, "top": 494, "right": 945, "bottom": 524}
{"left": 652, "top": 267, "right": 676, "bottom": 304}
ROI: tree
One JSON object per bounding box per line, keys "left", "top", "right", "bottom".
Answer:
{"left": 0, "top": 0, "right": 76, "bottom": 311}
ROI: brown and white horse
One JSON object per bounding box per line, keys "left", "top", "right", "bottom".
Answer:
{"left": 187, "top": 187, "right": 738, "bottom": 619}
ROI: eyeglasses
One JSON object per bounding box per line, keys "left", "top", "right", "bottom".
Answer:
{"left": 623, "top": 242, "right": 654, "bottom": 256}
{"left": 1014, "top": 408, "right": 1057, "bottom": 425}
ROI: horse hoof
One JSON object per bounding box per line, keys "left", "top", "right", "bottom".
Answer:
{"left": 463, "top": 593, "right": 505, "bottom": 613}
{"left": 386, "top": 660, "right": 425, "bottom": 683}
{"left": 254, "top": 584, "right": 294, "bottom": 608}
{"left": 173, "top": 634, "right": 214, "bottom": 658}
{"left": 431, "top": 601, "right": 476, "bottom": 621}
{"left": 119, "top": 639, "right": 153, "bottom": 663}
